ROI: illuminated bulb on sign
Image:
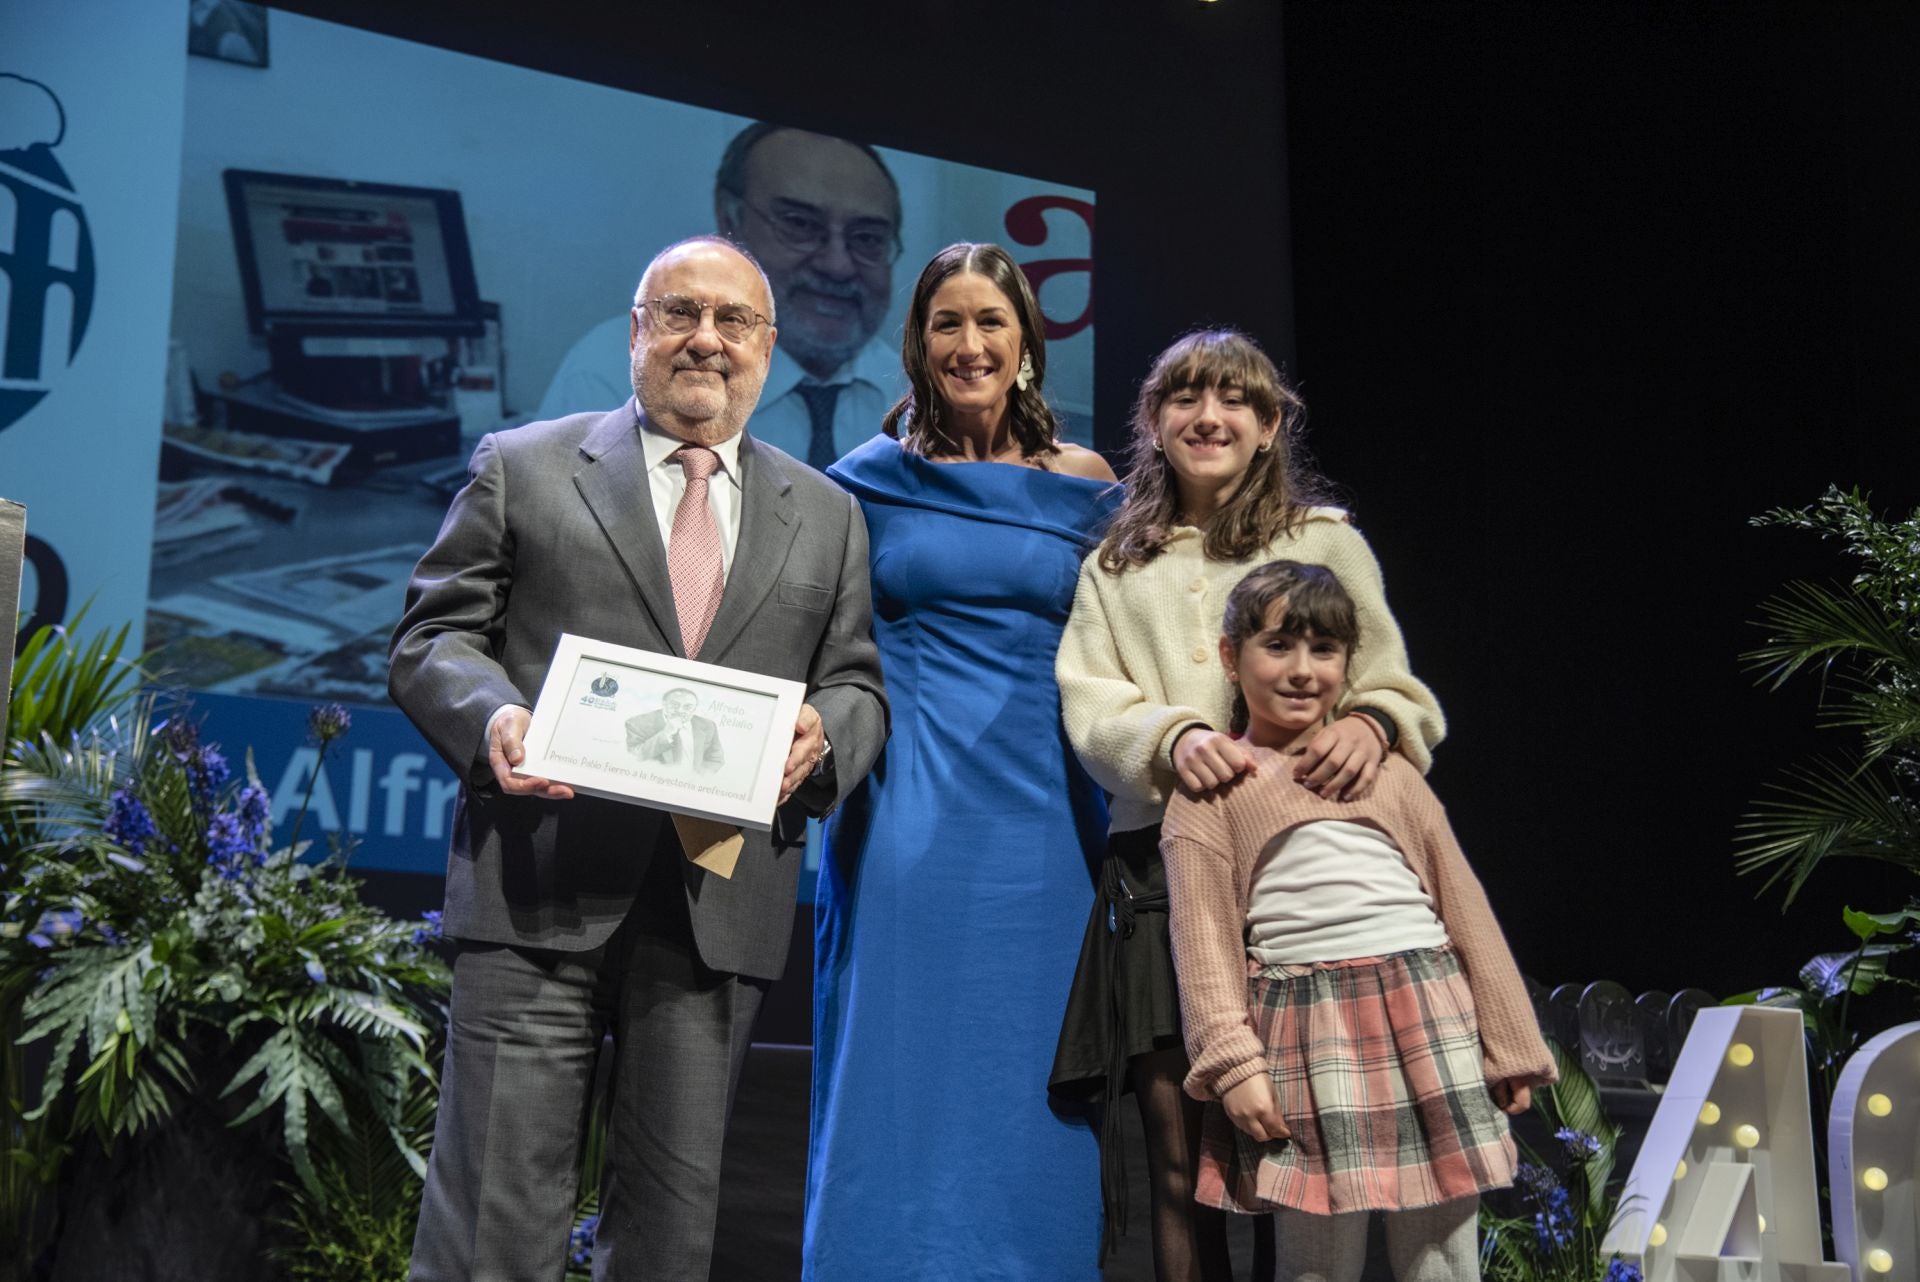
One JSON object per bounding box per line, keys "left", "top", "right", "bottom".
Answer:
{"left": 1757, "top": 1214, "right": 1766, "bottom": 1232}
{"left": 1699, "top": 1101, "right": 1721, "bottom": 1125}
{"left": 1868, "top": 1093, "right": 1894, "bottom": 1117}
{"left": 1648, "top": 1222, "right": 1668, "bottom": 1247}
{"left": 1867, "top": 1248, "right": 1893, "bottom": 1273}
{"left": 1865, "top": 1167, "right": 1890, "bottom": 1191}
{"left": 1728, "top": 1042, "right": 1755, "bottom": 1066}
{"left": 1733, "top": 1124, "right": 1760, "bottom": 1149}
{"left": 1674, "top": 1160, "right": 1688, "bottom": 1180}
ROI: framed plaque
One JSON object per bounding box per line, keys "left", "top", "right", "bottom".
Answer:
{"left": 515, "top": 632, "right": 806, "bottom": 831}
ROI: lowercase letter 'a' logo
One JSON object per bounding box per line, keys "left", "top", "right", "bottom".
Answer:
{"left": 0, "top": 74, "right": 96, "bottom": 434}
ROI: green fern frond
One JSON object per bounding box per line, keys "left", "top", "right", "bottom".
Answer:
{"left": 300, "top": 989, "right": 430, "bottom": 1052}
{"left": 223, "top": 1027, "right": 355, "bottom": 1194}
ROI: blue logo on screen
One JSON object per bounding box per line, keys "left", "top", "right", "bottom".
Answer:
{"left": 0, "top": 74, "right": 96, "bottom": 434}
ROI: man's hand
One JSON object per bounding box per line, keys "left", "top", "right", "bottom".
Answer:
{"left": 1221, "top": 1074, "right": 1291, "bottom": 1143}
{"left": 780, "top": 703, "right": 827, "bottom": 804}
{"left": 1172, "top": 727, "right": 1257, "bottom": 795}
{"left": 490, "top": 706, "right": 575, "bottom": 799}
{"left": 1491, "top": 1079, "right": 1533, "bottom": 1116}
{"left": 1295, "top": 715, "right": 1387, "bottom": 801}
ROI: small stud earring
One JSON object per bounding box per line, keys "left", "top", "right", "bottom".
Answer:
{"left": 1015, "top": 352, "right": 1035, "bottom": 391}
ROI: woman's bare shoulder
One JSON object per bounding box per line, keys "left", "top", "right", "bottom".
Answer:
{"left": 1047, "top": 442, "right": 1119, "bottom": 482}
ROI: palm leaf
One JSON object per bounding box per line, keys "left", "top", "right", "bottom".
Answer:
{"left": 1735, "top": 756, "right": 1920, "bottom": 903}
{"left": 5, "top": 610, "right": 146, "bottom": 752}
{"left": 1744, "top": 579, "right": 1920, "bottom": 692}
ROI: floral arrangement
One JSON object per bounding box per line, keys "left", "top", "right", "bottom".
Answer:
{"left": 1480, "top": 1042, "right": 1640, "bottom": 1282}
{"left": 1, "top": 621, "right": 448, "bottom": 1277}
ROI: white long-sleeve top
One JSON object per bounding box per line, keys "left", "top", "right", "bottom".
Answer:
{"left": 1055, "top": 508, "right": 1445, "bottom": 834}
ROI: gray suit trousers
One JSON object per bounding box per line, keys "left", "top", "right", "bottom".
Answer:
{"left": 410, "top": 855, "right": 766, "bottom": 1282}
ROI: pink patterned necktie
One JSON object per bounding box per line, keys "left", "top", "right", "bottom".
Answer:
{"left": 667, "top": 445, "right": 725, "bottom": 658}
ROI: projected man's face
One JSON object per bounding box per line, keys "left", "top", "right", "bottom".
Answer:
{"left": 720, "top": 131, "right": 897, "bottom": 380}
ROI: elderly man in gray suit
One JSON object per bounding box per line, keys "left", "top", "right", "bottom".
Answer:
{"left": 391, "top": 236, "right": 887, "bottom": 1282}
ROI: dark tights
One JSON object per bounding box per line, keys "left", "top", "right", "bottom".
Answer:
{"left": 1130, "top": 1045, "right": 1275, "bottom": 1281}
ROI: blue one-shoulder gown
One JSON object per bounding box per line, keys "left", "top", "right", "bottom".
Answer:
{"left": 806, "top": 435, "right": 1122, "bottom": 1281}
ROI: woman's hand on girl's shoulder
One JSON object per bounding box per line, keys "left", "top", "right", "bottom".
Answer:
{"left": 1050, "top": 442, "right": 1119, "bottom": 482}
{"left": 1172, "top": 728, "right": 1257, "bottom": 796}
{"left": 1295, "top": 715, "right": 1389, "bottom": 801}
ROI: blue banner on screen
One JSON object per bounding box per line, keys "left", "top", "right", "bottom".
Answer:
{"left": 190, "top": 691, "right": 454, "bottom": 876}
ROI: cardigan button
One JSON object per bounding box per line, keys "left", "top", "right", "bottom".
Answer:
{"left": 1190, "top": 646, "right": 1209, "bottom": 663}
{"left": 1189, "top": 577, "right": 1206, "bottom": 592}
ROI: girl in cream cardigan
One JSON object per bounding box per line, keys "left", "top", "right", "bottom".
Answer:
{"left": 1050, "top": 329, "right": 1445, "bottom": 1279}
{"left": 1162, "top": 560, "right": 1551, "bottom": 1281}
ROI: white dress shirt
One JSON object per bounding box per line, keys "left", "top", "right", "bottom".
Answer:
{"left": 534, "top": 315, "right": 901, "bottom": 467}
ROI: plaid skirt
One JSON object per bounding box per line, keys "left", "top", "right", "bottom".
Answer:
{"left": 1195, "top": 945, "right": 1516, "bottom": 1216}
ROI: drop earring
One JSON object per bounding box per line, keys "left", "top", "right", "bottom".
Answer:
{"left": 1015, "top": 352, "right": 1035, "bottom": 391}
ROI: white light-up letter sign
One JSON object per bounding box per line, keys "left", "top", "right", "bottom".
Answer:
{"left": 1601, "top": 1006, "right": 1849, "bottom": 1281}
{"left": 1830, "top": 1023, "right": 1920, "bottom": 1279}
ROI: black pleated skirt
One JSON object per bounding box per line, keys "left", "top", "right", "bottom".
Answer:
{"left": 1049, "top": 823, "right": 1187, "bottom": 1100}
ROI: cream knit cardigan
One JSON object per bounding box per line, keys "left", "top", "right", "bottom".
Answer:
{"left": 1161, "top": 750, "right": 1555, "bottom": 1101}
{"left": 1055, "top": 509, "right": 1446, "bottom": 834}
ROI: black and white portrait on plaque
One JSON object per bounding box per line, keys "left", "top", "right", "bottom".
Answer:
{"left": 624, "top": 687, "right": 725, "bottom": 776}
{"left": 516, "top": 634, "right": 803, "bottom": 829}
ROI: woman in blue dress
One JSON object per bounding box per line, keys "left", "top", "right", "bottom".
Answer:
{"left": 806, "top": 243, "right": 1121, "bottom": 1280}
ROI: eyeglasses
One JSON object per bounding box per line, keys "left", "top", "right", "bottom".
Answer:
{"left": 637, "top": 295, "right": 772, "bottom": 344}
{"left": 730, "top": 197, "right": 902, "bottom": 267}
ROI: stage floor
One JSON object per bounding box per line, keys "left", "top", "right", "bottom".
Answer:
{"left": 714, "top": 1044, "right": 1283, "bottom": 1281}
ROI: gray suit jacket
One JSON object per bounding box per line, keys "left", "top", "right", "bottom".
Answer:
{"left": 389, "top": 400, "right": 888, "bottom": 980}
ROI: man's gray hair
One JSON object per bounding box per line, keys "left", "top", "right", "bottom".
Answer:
{"left": 632, "top": 235, "right": 776, "bottom": 324}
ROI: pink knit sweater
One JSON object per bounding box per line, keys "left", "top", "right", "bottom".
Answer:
{"left": 1162, "top": 748, "right": 1555, "bottom": 1101}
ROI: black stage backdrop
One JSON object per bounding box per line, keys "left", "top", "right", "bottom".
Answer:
{"left": 279, "top": 0, "right": 1920, "bottom": 1015}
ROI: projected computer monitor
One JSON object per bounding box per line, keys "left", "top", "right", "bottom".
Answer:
{"left": 223, "top": 168, "right": 484, "bottom": 339}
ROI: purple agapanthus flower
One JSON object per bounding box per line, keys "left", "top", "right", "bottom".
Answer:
{"left": 1532, "top": 1183, "right": 1574, "bottom": 1252}
{"left": 304, "top": 958, "right": 328, "bottom": 985}
{"left": 29, "top": 908, "right": 83, "bottom": 949}
{"left": 412, "top": 909, "right": 444, "bottom": 946}
{"left": 1557, "top": 1126, "right": 1603, "bottom": 1161}
{"left": 1604, "top": 1260, "right": 1644, "bottom": 1282}
{"left": 234, "top": 784, "right": 272, "bottom": 854}
{"left": 569, "top": 1213, "right": 599, "bottom": 1269}
{"left": 205, "top": 811, "right": 256, "bottom": 878}
{"left": 308, "top": 702, "right": 353, "bottom": 745}
{"left": 104, "top": 788, "right": 159, "bottom": 857}
{"left": 186, "top": 744, "right": 232, "bottom": 809}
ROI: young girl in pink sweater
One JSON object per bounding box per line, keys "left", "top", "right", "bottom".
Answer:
{"left": 1162, "top": 560, "right": 1553, "bottom": 1282}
